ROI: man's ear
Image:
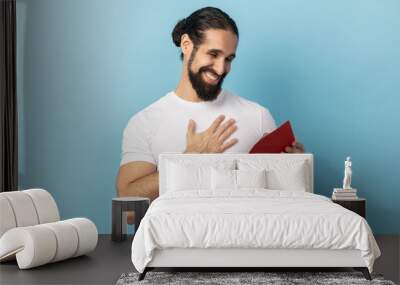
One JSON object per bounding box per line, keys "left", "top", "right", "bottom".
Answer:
{"left": 180, "top": 34, "right": 193, "bottom": 60}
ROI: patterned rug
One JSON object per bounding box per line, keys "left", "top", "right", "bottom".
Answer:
{"left": 116, "top": 271, "right": 396, "bottom": 285}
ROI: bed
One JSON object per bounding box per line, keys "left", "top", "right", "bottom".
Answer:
{"left": 131, "top": 153, "right": 381, "bottom": 281}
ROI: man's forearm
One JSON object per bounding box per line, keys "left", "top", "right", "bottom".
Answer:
{"left": 121, "top": 171, "right": 159, "bottom": 201}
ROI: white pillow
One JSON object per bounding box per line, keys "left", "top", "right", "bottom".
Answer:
{"left": 167, "top": 161, "right": 210, "bottom": 191}
{"left": 236, "top": 169, "right": 267, "bottom": 188}
{"left": 211, "top": 168, "right": 267, "bottom": 190}
{"left": 238, "top": 159, "right": 309, "bottom": 191}
{"left": 266, "top": 163, "right": 307, "bottom": 191}
{"left": 211, "top": 168, "right": 236, "bottom": 190}
{"left": 166, "top": 159, "right": 236, "bottom": 192}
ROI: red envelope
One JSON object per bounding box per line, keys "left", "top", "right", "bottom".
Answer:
{"left": 249, "top": 121, "right": 295, "bottom": 153}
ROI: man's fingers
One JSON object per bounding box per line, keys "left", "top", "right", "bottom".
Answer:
{"left": 214, "top": 118, "right": 236, "bottom": 137}
{"left": 220, "top": 138, "right": 238, "bottom": 152}
{"left": 187, "top": 119, "right": 196, "bottom": 136}
{"left": 218, "top": 124, "right": 237, "bottom": 143}
{"left": 208, "top": 114, "right": 226, "bottom": 133}
{"left": 292, "top": 141, "right": 305, "bottom": 152}
{"left": 296, "top": 142, "right": 304, "bottom": 151}
{"left": 285, "top": 144, "right": 304, "bottom": 153}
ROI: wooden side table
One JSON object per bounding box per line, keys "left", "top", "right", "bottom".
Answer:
{"left": 112, "top": 197, "right": 150, "bottom": 242}
{"left": 332, "top": 198, "right": 366, "bottom": 218}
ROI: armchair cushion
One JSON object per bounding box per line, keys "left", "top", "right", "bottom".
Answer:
{"left": 0, "top": 189, "right": 97, "bottom": 269}
{"left": 0, "top": 218, "right": 97, "bottom": 269}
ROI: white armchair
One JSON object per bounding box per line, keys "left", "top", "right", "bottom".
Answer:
{"left": 0, "top": 189, "right": 98, "bottom": 269}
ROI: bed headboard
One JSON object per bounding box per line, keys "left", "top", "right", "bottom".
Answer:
{"left": 158, "top": 153, "right": 314, "bottom": 195}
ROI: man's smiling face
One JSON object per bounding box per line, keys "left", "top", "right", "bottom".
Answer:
{"left": 187, "top": 29, "right": 238, "bottom": 101}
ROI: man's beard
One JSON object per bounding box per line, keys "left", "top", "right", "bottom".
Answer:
{"left": 187, "top": 49, "right": 227, "bottom": 102}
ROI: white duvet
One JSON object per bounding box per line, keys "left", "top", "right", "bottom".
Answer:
{"left": 131, "top": 190, "right": 380, "bottom": 273}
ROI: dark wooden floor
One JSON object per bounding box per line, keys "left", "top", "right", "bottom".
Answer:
{"left": 0, "top": 235, "right": 398, "bottom": 285}
{"left": 0, "top": 235, "right": 134, "bottom": 285}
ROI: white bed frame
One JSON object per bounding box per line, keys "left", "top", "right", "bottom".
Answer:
{"left": 140, "top": 153, "right": 370, "bottom": 280}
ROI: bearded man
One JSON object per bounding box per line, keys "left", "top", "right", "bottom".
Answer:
{"left": 116, "top": 7, "right": 304, "bottom": 224}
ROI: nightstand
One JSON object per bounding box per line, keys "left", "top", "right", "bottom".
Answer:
{"left": 111, "top": 197, "right": 150, "bottom": 242}
{"left": 332, "top": 198, "right": 366, "bottom": 218}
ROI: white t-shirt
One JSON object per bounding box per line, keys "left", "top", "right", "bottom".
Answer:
{"left": 120, "top": 89, "right": 276, "bottom": 166}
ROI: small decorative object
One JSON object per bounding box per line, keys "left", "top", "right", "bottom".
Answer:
{"left": 343, "top": 156, "right": 352, "bottom": 189}
{"left": 332, "top": 156, "right": 358, "bottom": 200}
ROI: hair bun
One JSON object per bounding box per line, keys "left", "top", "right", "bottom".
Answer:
{"left": 172, "top": 18, "right": 187, "bottom": 47}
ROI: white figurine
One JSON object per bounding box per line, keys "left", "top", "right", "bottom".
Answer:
{"left": 342, "top": 156, "right": 352, "bottom": 189}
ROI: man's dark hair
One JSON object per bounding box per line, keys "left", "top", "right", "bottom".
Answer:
{"left": 172, "top": 7, "right": 239, "bottom": 60}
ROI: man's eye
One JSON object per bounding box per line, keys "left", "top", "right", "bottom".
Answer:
{"left": 210, "top": 53, "right": 218, "bottom": 58}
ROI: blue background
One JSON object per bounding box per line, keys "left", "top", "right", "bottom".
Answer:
{"left": 16, "top": 0, "right": 400, "bottom": 234}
